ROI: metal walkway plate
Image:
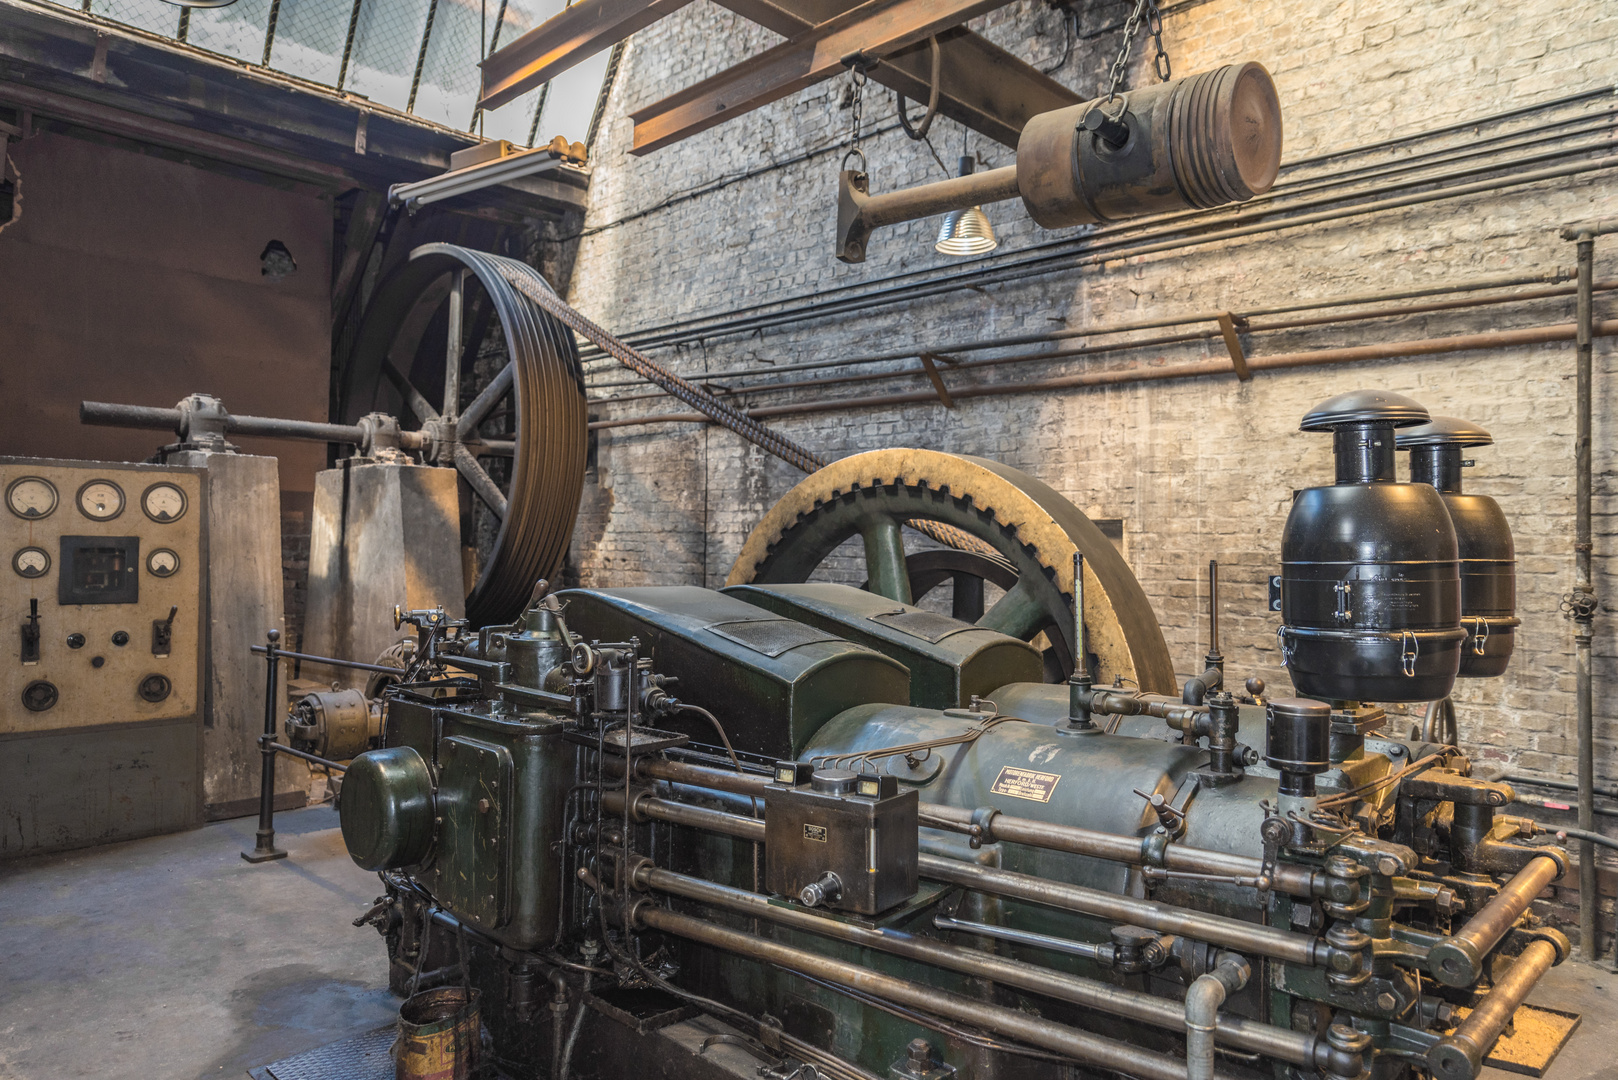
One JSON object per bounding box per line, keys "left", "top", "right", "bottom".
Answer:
{"left": 247, "top": 1024, "right": 395, "bottom": 1080}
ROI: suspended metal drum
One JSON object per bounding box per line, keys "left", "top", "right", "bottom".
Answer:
{"left": 1398, "top": 417, "right": 1519, "bottom": 678}
{"left": 1016, "top": 61, "right": 1283, "bottom": 229}
{"left": 1279, "top": 390, "right": 1465, "bottom": 702}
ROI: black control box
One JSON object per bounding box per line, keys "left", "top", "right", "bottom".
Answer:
{"left": 763, "top": 763, "right": 917, "bottom": 916}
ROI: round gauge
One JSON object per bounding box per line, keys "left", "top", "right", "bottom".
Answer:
{"left": 77, "top": 479, "right": 125, "bottom": 521}
{"left": 6, "top": 477, "right": 58, "bottom": 520}
{"left": 147, "top": 548, "right": 180, "bottom": 578}
{"left": 141, "top": 482, "right": 188, "bottom": 524}
{"left": 12, "top": 547, "right": 50, "bottom": 579}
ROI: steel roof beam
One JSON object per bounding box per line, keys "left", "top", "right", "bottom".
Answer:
{"left": 627, "top": 0, "right": 1010, "bottom": 154}
{"left": 479, "top": 0, "right": 693, "bottom": 111}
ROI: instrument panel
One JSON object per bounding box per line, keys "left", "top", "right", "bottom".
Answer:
{"left": 1, "top": 459, "right": 203, "bottom": 735}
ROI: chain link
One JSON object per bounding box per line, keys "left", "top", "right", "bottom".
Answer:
{"left": 848, "top": 62, "right": 868, "bottom": 147}
{"left": 1104, "top": 0, "right": 1171, "bottom": 104}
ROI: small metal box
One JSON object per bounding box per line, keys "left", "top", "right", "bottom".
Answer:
{"left": 763, "top": 763, "right": 918, "bottom": 915}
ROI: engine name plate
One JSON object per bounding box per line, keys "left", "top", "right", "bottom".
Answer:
{"left": 990, "top": 765, "right": 1062, "bottom": 803}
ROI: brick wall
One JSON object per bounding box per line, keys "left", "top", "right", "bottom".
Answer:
{"left": 562, "top": 0, "right": 1618, "bottom": 802}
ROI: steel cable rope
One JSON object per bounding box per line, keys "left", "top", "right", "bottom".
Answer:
{"left": 493, "top": 260, "right": 1006, "bottom": 563}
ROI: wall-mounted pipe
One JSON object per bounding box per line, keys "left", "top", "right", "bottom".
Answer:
{"left": 1185, "top": 952, "right": 1251, "bottom": 1080}
{"left": 587, "top": 317, "right": 1618, "bottom": 431}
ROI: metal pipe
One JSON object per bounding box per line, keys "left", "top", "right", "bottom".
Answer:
{"left": 633, "top": 903, "right": 1242, "bottom": 1080}
{"left": 857, "top": 166, "right": 1022, "bottom": 229}
{"left": 617, "top": 791, "right": 1325, "bottom": 964}
{"left": 1571, "top": 227, "right": 1598, "bottom": 961}
{"left": 638, "top": 867, "right": 1350, "bottom": 1074}
{"left": 1185, "top": 953, "right": 1250, "bottom": 1080}
{"left": 589, "top": 146, "right": 1618, "bottom": 353}
{"left": 1506, "top": 773, "right": 1618, "bottom": 800}
{"left": 270, "top": 742, "right": 349, "bottom": 772}
{"left": 250, "top": 643, "right": 404, "bottom": 675}
{"left": 587, "top": 270, "right": 1589, "bottom": 393}
{"left": 1426, "top": 856, "right": 1561, "bottom": 986}
{"left": 592, "top": 317, "right": 1618, "bottom": 430}
{"left": 241, "top": 629, "right": 288, "bottom": 864}
{"left": 1425, "top": 939, "right": 1560, "bottom": 1080}
{"left": 930, "top": 913, "right": 1106, "bottom": 960}
{"left": 1546, "top": 825, "right": 1618, "bottom": 852}
{"left": 630, "top": 757, "right": 1322, "bottom": 895}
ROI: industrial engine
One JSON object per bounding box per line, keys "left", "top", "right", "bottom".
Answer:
{"left": 338, "top": 390, "right": 1570, "bottom": 1080}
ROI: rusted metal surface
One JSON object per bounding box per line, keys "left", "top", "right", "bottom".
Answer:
{"left": 627, "top": 0, "right": 1010, "bottom": 154}
{"left": 479, "top": 0, "right": 694, "bottom": 112}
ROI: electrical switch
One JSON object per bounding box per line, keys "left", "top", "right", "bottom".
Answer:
{"left": 21, "top": 599, "right": 40, "bottom": 665}
{"left": 152, "top": 605, "right": 177, "bottom": 658}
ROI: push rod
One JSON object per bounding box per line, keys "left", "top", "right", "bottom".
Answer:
{"left": 634, "top": 866, "right": 1357, "bottom": 1076}
{"left": 612, "top": 791, "right": 1329, "bottom": 967}
{"left": 1426, "top": 939, "right": 1561, "bottom": 1080}
{"left": 1427, "top": 856, "right": 1562, "bottom": 986}
{"left": 627, "top": 757, "right": 1323, "bottom": 896}
{"left": 249, "top": 643, "right": 404, "bottom": 675}
{"left": 632, "top": 903, "right": 1241, "bottom": 1080}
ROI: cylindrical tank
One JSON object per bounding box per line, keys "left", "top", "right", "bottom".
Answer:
{"left": 1016, "top": 61, "right": 1282, "bottom": 229}
{"left": 1397, "top": 417, "right": 1519, "bottom": 678}
{"left": 1279, "top": 390, "right": 1466, "bottom": 702}
{"left": 1265, "top": 698, "right": 1331, "bottom": 797}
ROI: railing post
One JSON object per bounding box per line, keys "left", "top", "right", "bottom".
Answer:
{"left": 242, "top": 628, "right": 288, "bottom": 864}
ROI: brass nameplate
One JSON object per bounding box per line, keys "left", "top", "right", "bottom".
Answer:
{"left": 990, "top": 766, "right": 1061, "bottom": 803}
{"left": 804, "top": 824, "right": 828, "bottom": 842}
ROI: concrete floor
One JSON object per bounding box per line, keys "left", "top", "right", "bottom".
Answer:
{"left": 0, "top": 806, "right": 1611, "bottom": 1080}
{"left": 0, "top": 805, "right": 395, "bottom": 1080}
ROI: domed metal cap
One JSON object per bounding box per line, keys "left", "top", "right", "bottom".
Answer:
{"left": 1300, "top": 389, "right": 1430, "bottom": 432}
{"left": 1395, "top": 416, "right": 1493, "bottom": 449}
{"left": 340, "top": 746, "right": 435, "bottom": 871}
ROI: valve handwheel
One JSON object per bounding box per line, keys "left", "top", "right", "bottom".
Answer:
{"left": 726, "top": 449, "right": 1175, "bottom": 692}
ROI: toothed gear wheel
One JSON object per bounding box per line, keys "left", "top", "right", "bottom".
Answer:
{"left": 726, "top": 449, "right": 1174, "bottom": 692}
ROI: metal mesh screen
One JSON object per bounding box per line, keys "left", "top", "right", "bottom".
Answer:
{"left": 56, "top": 0, "right": 614, "bottom": 146}
{"left": 186, "top": 0, "right": 275, "bottom": 64}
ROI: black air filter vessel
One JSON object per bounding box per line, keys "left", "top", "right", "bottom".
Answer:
{"left": 1279, "top": 390, "right": 1465, "bottom": 702}
{"left": 1398, "top": 417, "right": 1519, "bottom": 677}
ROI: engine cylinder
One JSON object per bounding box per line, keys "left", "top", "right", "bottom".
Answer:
{"left": 1017, "top": 61, "right": 1282, "bottom": 229}
{"left": 1279, "top": 390, "right": 1465, "bottom": 702}
{"left": 1398, "top": 417, "right": 1520, "bottom": 678}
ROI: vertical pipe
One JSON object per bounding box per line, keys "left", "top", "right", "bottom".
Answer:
{"left": 444, "top": 269, "right": 465, "bottom": 423}
{"left": 242, "top": 629, "right": 288, "bottom": 863}
{"left": 1575, "top": 232, "right": 1597, "bottom": 961}
{"left": 1206, "top": 559, "right": 1223, "bottom": 671}
{"left": 1068, "top": 551, "right": 1093, "bottom": 729}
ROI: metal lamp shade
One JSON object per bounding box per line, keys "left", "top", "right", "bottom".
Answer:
{"left": 935, "top": 207, "right": 997, "bottom": 256}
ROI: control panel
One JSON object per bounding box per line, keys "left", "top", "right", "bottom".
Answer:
{"left": 2, "top": 459, "right": 203, "bottom": 736}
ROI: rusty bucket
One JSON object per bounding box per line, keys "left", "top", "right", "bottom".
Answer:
{"left": 395, "top": 986, "right": 481, "bottom": 1080}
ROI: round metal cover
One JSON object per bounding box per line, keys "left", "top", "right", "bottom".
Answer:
{"left": 341, "top": 746, "right": 436, "bottom": 871}
{"left": 1299, "top": 389, "right": 1429, "bottom": 431}
{"left": 1395, "top": 416, "right": 1494, "bottom": 449}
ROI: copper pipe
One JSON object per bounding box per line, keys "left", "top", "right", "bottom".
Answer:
{"left": 1426, "top": 939, "right": 1560, "bottom": 1080}
{"left": 634, "top": 903, "right": 1242, "bottom": 1080}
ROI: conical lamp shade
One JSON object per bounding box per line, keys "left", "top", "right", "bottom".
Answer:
{"left": 936, "top": 206, "right": 997, "bottom": 256}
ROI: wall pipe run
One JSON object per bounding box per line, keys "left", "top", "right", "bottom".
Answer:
{"left": 632, "top": 866, "right": 1361, "bottom": 1076}
{"left": 586, "top": 317, "right": 1618, "bottom": 431}
{"left": 631, "top": 902, "right": 1244, "bottom": 1080}
{"left": 587, "top": 272, "right": 1601, "bottom": 397}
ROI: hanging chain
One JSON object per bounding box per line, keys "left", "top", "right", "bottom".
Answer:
{"left": 1104, "top": 0, "right": 1171, "bottom": 104}
{"left": 842, "top": 62, "right": 870, "bottom": 171}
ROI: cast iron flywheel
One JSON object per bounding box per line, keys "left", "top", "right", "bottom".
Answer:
{"left": 341, "top": 244, "right": 587, "bottom": 627}
{"left": 726, "top": 449, "right": 1175, "bottom": 693}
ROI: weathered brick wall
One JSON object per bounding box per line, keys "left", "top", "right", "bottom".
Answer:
{"left": 563, "top": 0, "right": 1618, "bottom": 797}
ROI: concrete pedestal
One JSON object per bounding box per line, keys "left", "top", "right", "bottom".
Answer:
{"left": 304, "top": 462, "right": 464, "bottom": 691}
{"left": 168, "top": 450, "right": 298, "bottom": 818}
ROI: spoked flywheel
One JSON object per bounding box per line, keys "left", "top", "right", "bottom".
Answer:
{"left": 726, "top": 449, "right": 1175, "bottom": 693}
{"left": 341, "top": 243, "right": 587, "bottom": 627}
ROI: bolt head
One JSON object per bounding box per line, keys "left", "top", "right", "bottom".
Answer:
{"left": 1376, "top": 992, "right": 1397, "bottom": 1011}
{"left": 906, "top": 1039, "right": 932, "bottom": 1064}
{"left": 1377, "top": 856, "right": 1401, "bottom": 876}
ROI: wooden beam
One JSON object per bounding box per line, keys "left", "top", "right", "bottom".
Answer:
{"left": 917, "top": 352, "right": 956, "bottom": 408}
{"left": 479, "top": 0, "right": 694, "bottom": 112}
{"left": 628, "top": 0, "right": 1009, "bottom": 154}
{"left": 1217, "top": 312, "right": 1251, "bottom": 380}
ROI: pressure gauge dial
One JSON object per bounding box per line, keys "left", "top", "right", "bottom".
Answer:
{"left": 147, "top": 548, "right": 180, "bottom": 578}
{"left": 141, "top": 482, "right": 188, "bottom": 523}
{"left": 6, "top": 477, "right": 58, "bottom": 520}
{"left": 12, "top": 547, "right": 50, "bottom": 578}
{"left": 77, "top": 479, "right": 125, "bottom": 521}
